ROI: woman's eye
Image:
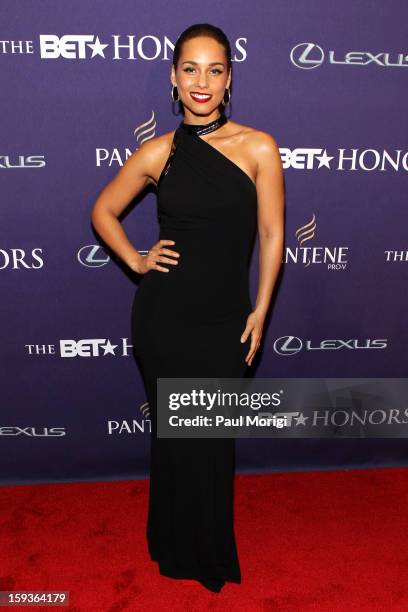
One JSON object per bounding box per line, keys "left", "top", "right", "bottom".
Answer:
{"left": 183, "top": 67, "right": 223, "bottom": 75}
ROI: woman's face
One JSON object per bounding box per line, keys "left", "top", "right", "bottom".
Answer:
{"left": 172, "top": 36, "right": 231, "bottom": 119}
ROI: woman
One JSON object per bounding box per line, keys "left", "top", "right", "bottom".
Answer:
{"left": 91, "top": 23, "right": 284, "bottom": 593}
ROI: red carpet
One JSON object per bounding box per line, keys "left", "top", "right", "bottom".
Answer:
{"left": 1, "top": 467, "right": 408, "bottom": 611}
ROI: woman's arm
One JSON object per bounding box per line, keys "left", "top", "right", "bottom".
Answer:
{"left": 241, "top": 131, "right": 285, "bottom": 365}
{"left": 253, "top": 131, "right": 285, "bottom": 317}
{"left": 90, "top": 135, "right": 171, "bottom": 273}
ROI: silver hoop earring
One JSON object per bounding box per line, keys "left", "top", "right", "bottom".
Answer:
{"left": 171, "top": 85, "right": 179, "bottom": 102}
{"left": 221, "top": 87, "right": 231, "bottom": 107}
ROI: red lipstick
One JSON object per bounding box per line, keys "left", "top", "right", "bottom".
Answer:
{"left": 190, "top": 92, "right": 213, "bottom": 104}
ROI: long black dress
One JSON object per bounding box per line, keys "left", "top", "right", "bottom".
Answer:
{"left": 131, "top": 113, "right": 257, "bottom": 592}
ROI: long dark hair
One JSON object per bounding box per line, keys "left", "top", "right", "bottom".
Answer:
{"left": 172, "top": 23, "right": 232, "bottom": 112}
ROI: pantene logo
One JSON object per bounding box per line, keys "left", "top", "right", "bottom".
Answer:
{"left": 108, "top": 402, "right": 151, "bottom": 435}
{"left": 96, "top": 111, "right": 157, "bottom": 166}
{"left": 284, "top": 214, "right": 349, "bottom": 269}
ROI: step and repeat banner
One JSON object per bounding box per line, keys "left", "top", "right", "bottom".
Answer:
{"left": 2, "top": 1, "right": 408, "bottom": 484}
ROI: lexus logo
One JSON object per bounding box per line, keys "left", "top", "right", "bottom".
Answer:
{"left": 77, "top": 245, "right": 149, "bottom": 267}
{"left": 77, "top": 245, "right": 110, "bottom": 267}
{"left": 274, "top": 336, "right": 303, "bottom": 356}
{"left": 290, "top": 43, "right": 408, "bottom": 69}
{"left": 274, "top": 336, "right": 387, "bottom": 355}
{"left": 290, "top": 43, "right": 324, "bottom": 69}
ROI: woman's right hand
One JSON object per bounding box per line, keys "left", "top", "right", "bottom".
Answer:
{"left": 132, "top": 239, "right": 180, "bottom": 274}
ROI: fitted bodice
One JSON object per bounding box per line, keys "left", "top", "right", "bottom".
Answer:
{"left": 137, "top": 124, "right": 258, "bottom": 322}
{"left": 157, "top": 126, "right": 257, "bottom": 230}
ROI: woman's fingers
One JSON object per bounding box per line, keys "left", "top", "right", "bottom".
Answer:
{"left": 241, "top": 312, "right": 264, "bottom": 366}
{"left": 156, "top": 255, "right": 179, "bottom": 266}
{"left": 245, "top": 332, "right": 262, "bottom": 365}
{"left": 153, "top": 264, "right": 170, "bottom": 272}
{"left": 147, "top": 241, "right": 180, "bottom": 272}
{"left": 158, "top": 247, "right": 180, "bottom": 258}
{"left": 247, "top": 340, "right": 261, "bottom": 366}
{"left": 245, "top": 332, "right": 257, "bottom": 363}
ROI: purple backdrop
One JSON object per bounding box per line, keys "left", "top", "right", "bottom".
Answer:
{"left": 2, "top": 0, "right": 408, "bottom": 484}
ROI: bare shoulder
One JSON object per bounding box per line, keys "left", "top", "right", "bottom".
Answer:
{"left": 126, "top": 129, "right": 177, "bottom": 186}
{"left": 228, "top": 121, "right": 281, "bottom": 169}
{"left": 135, "top": 129, "right": 176, "bottom": 158}
{"left": 249, "top": 128, "right": 279, "bottom": 155}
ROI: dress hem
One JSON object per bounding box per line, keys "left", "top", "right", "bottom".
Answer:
{"left": 149, "top": 550, "right": 241, "bottom": 586}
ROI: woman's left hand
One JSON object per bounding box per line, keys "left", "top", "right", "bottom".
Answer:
{"left": 240, "top": 311, "right": 265, "bottom": 366}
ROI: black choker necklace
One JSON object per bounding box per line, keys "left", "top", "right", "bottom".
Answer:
{"left": 179, "top": 114, "right": 228, "bottom": 136}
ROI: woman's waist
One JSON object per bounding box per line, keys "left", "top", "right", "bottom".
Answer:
{"left": 159, "top": 222, "right": 252, "bottom": 237}
{"left": 158, "top": 226, "right": 252, "bottom": 254}
{"left": 139, "top": 260, "right": 250, "bottom": 296}
{"left": 136, "top": 272, "right": 251, "bottom": 321}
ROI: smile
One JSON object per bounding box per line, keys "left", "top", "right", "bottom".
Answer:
{"left": 190, "top": 92, "right": 213, "bottom": 103}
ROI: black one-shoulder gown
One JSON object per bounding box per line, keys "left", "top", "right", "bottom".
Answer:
{"left": 131, "top": 117, "right": 257, "bottom": 592}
